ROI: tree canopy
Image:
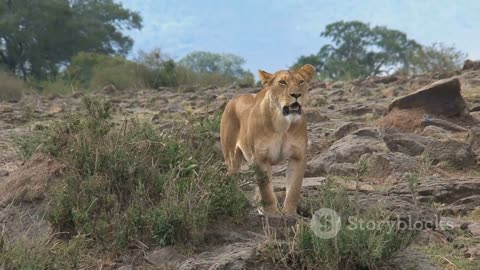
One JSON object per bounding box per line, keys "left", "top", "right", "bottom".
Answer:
{"left": 0, "top": 0, "right": 142, "bottom": 79}
{"left": 292, "top": 21, "right": 466, "bottom": 79}
{"left": 179, "top": 51, "right": 254, "bottom": 83}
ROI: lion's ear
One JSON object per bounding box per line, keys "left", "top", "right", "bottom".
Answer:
{"left": 258, "top": 70, "right": 273, "bottom": 86}
{"left": 298, "top": 64, "right": 316, "bottom": 82}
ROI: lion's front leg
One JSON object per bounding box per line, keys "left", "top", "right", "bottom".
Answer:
{"left": 282, "top": 157, "right": 306, "bottom": 216}
{"left": 254, "top": 163, "right": 280, "bottom": 215}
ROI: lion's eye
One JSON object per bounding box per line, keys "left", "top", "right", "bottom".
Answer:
{"left": 299, "top": 80, "right": 305, "bottom": 85}
{"left": 279, "top": 80, "right": 287, "bottom": 86}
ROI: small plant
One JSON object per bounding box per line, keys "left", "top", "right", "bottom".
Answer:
{"left": 267, "top": 178, "right": 414, "bottom": 269}
{"left": 406, "top": 173, "right": 419, "bottom": 209}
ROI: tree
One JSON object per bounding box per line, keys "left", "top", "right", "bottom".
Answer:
{"left": 179, "top": 51, "right": 254, "bottom": 84}
{"left": 408, "top": 43, "right": 466, "bottom": 73}
{"left": 0, "top": 0, "right": 142, "bottom": 79}
{"left": 292, "top": 21, "right": 421, "bottom": 79}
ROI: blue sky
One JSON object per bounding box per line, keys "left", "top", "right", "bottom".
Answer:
{"left": 118, "top": 0, "right": 480, "bottom": 75}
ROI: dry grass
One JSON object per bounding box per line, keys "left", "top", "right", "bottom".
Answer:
{"left": 0, "top": 72, "right": 24, "bottom": 102}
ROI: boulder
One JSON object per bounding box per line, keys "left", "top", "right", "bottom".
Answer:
{"left": 306, "top": 131, "right": 388, "bottom": 177}
{"left": 383, "top": 129, "right": 433, "bottom": 156}
{"left": 463, "top": 59, "right": 480, "bottom": 70}
{"left": 467, "top": 127, "right": 480, "bottom": 159}
{"left": 424, "top": 139, "right": 475, "bottom": 167}
{"left": 421, "top": 115, "right": 468, "bottom": 132}
{"left": 380, "top": 78, "right": 470, "bottom": 131}
{"left": 332, "top": 122, "right": 360, "bottom": 140}
{"left": 388, "top": 78, "right": 466, "bottom": 117}
{"left": 363, "top": 152, "right": 419, "bottom": 182}
{"left": 390, "top": 176, "right": 480, "bottom": 205}
{"left": 468, "top": 223, "right": 480, "bottom": 237}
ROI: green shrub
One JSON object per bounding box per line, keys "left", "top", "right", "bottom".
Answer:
{"left": 267, "top": 179, "right": 414, "bottom": 269}
{"left": 0, "top": 72, "right": 24, "bottom": 102}
{"left": 67, "top": 52, "right": 176, "bottom": 91}
{"left": 18, "top": 96, "right": 250, "bottom": 252}
{"left": 33, "top": 79, "right": 82, "bottom": 95}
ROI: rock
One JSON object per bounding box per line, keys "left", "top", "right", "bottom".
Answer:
{"left": 305, "top": 110, "right": 328, "bottom": 122}
{"left": 383, "top": 129, "right": 433, "bottom": 156}
{"left": 330, "top": 81, "right": 344, "bottom": 89}
{"left": 381, "top": 78, "right": 470, "bottom": 131}
{"left": 332, "top": 122, "right": 360, "bottom": 140}
{"left": 414, "top": 229, "right": 448, "bottom": 245}
{"left": 424, "top": 139, "right": 475, "bottom": 167}
{"left": 48, "top": 105, "right": 63, "bottom": 114}
{"left": 340, "top": 104, "right": 385, "bottom": 116}
{"left": 193, "top": 99, "right": 227, "bottom": 115}
{"left": 145, "top": 246, "right": 186, "bottom": 269}
{"left": 382, "top": 86, "right": 401, "bottom": 98}
{"left": 420, "top": 125, "right": 451, "bottom": 139}
{"left": 352, "top": 127, "right": 383, "bottom": 139}
{"left": 71, "top": 92, "right": 84, "bottom": 99}
{"left": 179, "top": 241, "right": 261, "bottom": 270}
{"left": 390, "top": 176, "right": 480, "bottom": 205}
{"left": 373, "top": 75, "right": 399, "bottom": 84}
{"left": 0, "top": 170, "right": 9, "bottom": 177}
{"left": 363, "top": 152, "right": 419, "bottom": 182}
{"left": 463, "top": 59, "right": 480, "bottom": 70}
{"left": 0, "top": 153, "right": 64, "bottom": 206}
{"left": 306, "top": 132, "right": 387, "bottom": 177}
{"left": 305, "top": 157, "right": 327, "bottom": 177}
{"left": 421, "top": 115, "right": 468, "bottom": 132}
{"left": 388, "top": 247, "right": 437, "bottom": 270}
{"left": 464, "top": 244, "right": 480, "bottom": 258}
{"left": 0, "top": 105, "right": 13, "bottom": 113}
{"left": 327, "top": 163, "right": 357, "bottom": 176}
{"left": 354, "top": 191, "right": 438, "bottom": 229}
{"left": 273, "top": 177, "right": 327, "bottom": 191}
{"left": 46, "top": 93, "right": 61, "bottom": 101}
{"left": 440, "top": 195, "right": 480, "bottom": 215}
{"left": 468, "top": 223, "right": 480, "bottom": 237}
{"left": 102, "top": 84, "right": 118, "bottom": 94}
{"left": 388, "top": 78, "right": 466, "bottom": 117}
{"left": 467, "top": 127, "right": 480, "bottom": 159}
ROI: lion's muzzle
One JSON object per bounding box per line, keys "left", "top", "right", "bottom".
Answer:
{"left": 282, "top": 102, "right": 302, "bottom": 116}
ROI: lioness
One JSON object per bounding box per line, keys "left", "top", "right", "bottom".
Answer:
{"left": 220, "top": 64, "right": 315, "bottom": 216}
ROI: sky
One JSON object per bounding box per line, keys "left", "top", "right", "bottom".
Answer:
{"left": 118, "top": 0, "right": 480, "bottom": 75}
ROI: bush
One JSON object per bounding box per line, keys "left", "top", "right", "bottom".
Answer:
{"left": 67, "top": 52, "right": 177, "bottom": 91}
{"left": 18, "top": 97, "right": 250, "bottom": 252}
{"left": 33, "top": 79, "right": 81, "bottom": 96}
{"left": 136, "top": 49, "right": 177, "bottom": 88}
{"left": 266, "top": 179, "right": 414, "bottom": 269}
{"left": 0, "top": 72, "right": 24, "bottom": 102}
{"left": 176, "top": 51, "right": 255, "bottom": 87}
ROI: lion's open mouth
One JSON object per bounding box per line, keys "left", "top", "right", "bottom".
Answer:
{"left": 282, "top": 102, "right": 302, "bottom": 116}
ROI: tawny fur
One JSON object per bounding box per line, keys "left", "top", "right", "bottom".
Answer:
{"left": 220, "top": 64, "right": 316, "bottom": 216}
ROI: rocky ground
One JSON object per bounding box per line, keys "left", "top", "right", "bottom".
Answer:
{"left": 1, "top": 65, "right": 480, "bottom": 269}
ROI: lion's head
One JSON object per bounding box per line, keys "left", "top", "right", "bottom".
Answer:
{"left": 258, "top": 64, "right": 316, "bottom": 121}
